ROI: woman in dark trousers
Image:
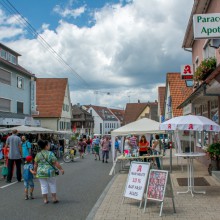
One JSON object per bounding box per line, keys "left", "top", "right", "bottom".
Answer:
{"left": 152, "top": 134, "right": 161, "bottom": 169}
{"left": 138, "top": 135, "right": 149, "bottom": 162}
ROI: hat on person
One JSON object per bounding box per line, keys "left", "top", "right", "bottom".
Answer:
{"left": 26, "top": 155, "right": 33, "bottom": 162}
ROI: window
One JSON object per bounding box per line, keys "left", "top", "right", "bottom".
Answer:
{"left": 0, "top": 98, "right": 11, "bottom": 112}
{"left": 100, "top": 123, "right": 102, "bottom": 134}
{"left": 0, "top": 68, "right": 11, "bottom": 85}
{"left": 8, "top": 53, "right": 16, "bottom": 64}
{"left": 0, "top": 49, "right": 7, "bottom": 60}
{"left": 60, "top": 121, "right": 62, "bottom": 130}
{"left": 17, "top": 102, "right": 23, "bottom": 113}
{"left": 203, "top": 40, "right": 215, "bottom": 59}
{"left": 63, "top": 104, "right": 69, "bottom": 112}
{"left": 17, "top": 76, "right": 24, "bottom": 89}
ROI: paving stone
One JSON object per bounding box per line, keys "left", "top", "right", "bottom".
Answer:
{"left": 93, "top": 150, "right": 220, "bottom": 220}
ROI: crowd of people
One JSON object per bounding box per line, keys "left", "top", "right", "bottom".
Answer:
{"left": 74, "top": 135, "right": 111, "bottom": 163}
{"left": 75, "top": 134, "right": 165, "bottom": 169}
{"left": 0, "top": 130, "right": 166, "bottom": 203}
{"left": 114, "top": 134, "right": 165, "bottom": 169}
{"left": 0, "top": 129, "right": 64, "bottom": 203}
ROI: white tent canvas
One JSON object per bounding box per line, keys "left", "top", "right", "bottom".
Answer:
{"left": 111, "top": 118, "right": 162, "bottom": 136}
{"left": 0, "top": 125, "right": 54, "bottom": 134}
{"left": 110, "top": 118, "right": 164, "bottom": 175}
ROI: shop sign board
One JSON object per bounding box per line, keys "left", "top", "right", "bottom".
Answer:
{"left": 143, "top": 169, "right": 176, "bottom": 216}
{"left": 2, "top": 118, "right": 24, "bottom": 126}
{"left": 123, "top": 161, "right": 150, "bottom": 201}
{"left": 146, "top": 170, "right": 168, "bottom": 201}
{"left": 193, "top": 13, "right": 220, "bottom": 39}
{"left": 181, "top": 65, "right": 193, "bottom": 80}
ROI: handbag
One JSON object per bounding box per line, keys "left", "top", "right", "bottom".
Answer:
{"left": 1, "top": 163, "right": 8, "bottom": 176}
{"left": 41, "top": 152, "right": 59, "bottom": 176}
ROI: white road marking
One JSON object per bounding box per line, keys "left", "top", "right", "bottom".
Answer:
{"left": 1, "top": 153, "right": 89, "bottom": 188}
{"left": 0, "top": 181, "right": 18, "bottom": 189}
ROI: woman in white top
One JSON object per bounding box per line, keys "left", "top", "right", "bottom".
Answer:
{"left": 124, "top": 136, "right": 131, "bottom": 154}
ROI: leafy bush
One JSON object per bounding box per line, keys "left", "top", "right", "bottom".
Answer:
{"left": 206, "top": 142, "right": 220, "bottom": 160}
{"left": 194, "top": 57, "right": 216, "bottom": 81}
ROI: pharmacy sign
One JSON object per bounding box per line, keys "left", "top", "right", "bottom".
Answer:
{"left": 193, "top": 13, "right": 220, "bottom": 39}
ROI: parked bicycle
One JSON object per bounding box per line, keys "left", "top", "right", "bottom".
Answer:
{"left": 63, "top": 147, "right": 76, "bottom": 163}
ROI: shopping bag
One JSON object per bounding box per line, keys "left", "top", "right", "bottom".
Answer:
{"left": 1, "top": 166, "right": 8, "bottom": 176}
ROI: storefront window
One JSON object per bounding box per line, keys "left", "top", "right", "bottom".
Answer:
{"left": 196, "top": 131, "right": 208, "bottom": 148}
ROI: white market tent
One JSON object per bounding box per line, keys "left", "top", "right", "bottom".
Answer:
{"left": 110, "top": 118, "right": 164, "bottom": 175}
{"left": 111, "top": 118, "right": 162, "bottom": 136}
{"left": 0, "top": 125, "right": 54, "bottom": 134}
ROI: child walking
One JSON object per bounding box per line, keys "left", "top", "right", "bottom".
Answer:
{"left": 23, "top": 156, "right": 36, "bottom": 200}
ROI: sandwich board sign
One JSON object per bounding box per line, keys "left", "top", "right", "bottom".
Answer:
{"left": 143, "top": 169, "right": 176, "bottom": 216}
{"left": 123, "top": 161, "right": 150, "bottom": 204}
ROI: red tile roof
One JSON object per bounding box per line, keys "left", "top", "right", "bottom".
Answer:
{"left": 34, "top": 78, "right": 67, "bottom": 118}
{"left": 166, "top": 73, "right": 193, "bottom": 117}
{"left": 123, "top": 103, "right": 148, "bottom": 125}
{"left": 158, "top": 87, "right": 166, "bottom": 115}
{"left": 89, "top": 105, "right": 117, "bottom": 121}
{"left": 109, "top": 108, "right": 125, "bottom": 123}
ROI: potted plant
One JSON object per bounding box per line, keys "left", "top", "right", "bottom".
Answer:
{"left": 194, "top": 57, "right": 216, "bottom": 81}
{"left": 206, "top": 142, "right": 220, "bottom": 175}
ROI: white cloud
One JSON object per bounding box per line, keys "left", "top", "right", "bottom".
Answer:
{"left": 53, "top": 5, "right": 86, "bottom": 19}
{"left": 0, "top": 0, "right": 193, "bottom": 108}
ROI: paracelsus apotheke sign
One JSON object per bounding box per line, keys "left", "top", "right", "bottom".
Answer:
{"left": 193, "top": 13, "right": 220, "bottom": 39}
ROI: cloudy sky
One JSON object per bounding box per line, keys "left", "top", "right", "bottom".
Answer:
{"left": 0, "top": 0, "right": 193, "bottom": 109}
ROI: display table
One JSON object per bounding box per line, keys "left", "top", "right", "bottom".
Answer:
{"left": 175, "top": 152, "right": 206, "bottom": 197}
{"left": 117, "top": 154, "right": 164, "bottom": 171}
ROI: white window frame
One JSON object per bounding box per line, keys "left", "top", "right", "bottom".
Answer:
{"left": 203, "top": 39, "right": 216, "bottom": 59}
{"left": 17, "top": 75, "right": 24, "bottom": 89}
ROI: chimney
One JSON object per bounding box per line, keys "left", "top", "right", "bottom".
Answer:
{"left": 138, "top": 99, "right": 140, "bottom": 103}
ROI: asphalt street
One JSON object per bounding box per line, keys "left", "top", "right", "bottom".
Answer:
{"left": 0, "top": 152, "right": 113, "bottom": 220}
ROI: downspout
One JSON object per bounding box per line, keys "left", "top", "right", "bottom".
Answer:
{"left": 183, "top": 48, "right": 192, "bottom": 53}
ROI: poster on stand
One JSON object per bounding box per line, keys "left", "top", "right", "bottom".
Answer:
{"left": 123, "top": 161, "right": 150, "bottom": 201}
{"left": 143, "top": 169, "right": 176, "bottom": 216}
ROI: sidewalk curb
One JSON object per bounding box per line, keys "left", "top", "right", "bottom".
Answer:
{"left": 86, "top": 173, "right": 118, "bottom": 220}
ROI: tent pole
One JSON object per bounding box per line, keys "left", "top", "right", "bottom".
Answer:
{"left": 170, "top": 132, "right": 173, "bottom": 173}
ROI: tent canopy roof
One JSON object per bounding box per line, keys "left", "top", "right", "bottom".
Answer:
{"left": 0, "top": 125, "right": 54, "bottom": 134}
{"left": 111, "top": 118, "right": 164, "bottom": 136}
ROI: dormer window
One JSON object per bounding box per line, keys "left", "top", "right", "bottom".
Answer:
{"left": 0, "top": 48, "right": 17, "bottom": 65}
{"left": 8, "top": 53, "right": 16, "bottom": 64}
{"left": 1, "top": 49, "right": 7, "bottom": 60}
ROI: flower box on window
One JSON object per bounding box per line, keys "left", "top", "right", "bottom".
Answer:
{"left": 194, "top": 57, "right": 216, "bottom": 81}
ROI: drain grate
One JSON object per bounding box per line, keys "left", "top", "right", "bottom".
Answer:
{"left": 177, "top": 177, "right": 210, "bottom": 186}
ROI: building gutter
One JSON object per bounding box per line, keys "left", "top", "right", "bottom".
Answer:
{"left": 182, "top": 0, "right": 211, "bottom": 49}
{"left": 183, "top": 48, "right": 192, "bottom": 53}
{"left": 203, "top": 84, "right": 220, "bottom": 96}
